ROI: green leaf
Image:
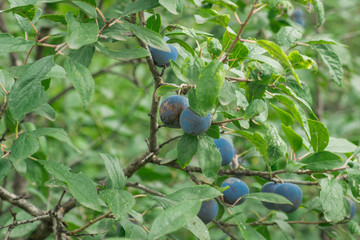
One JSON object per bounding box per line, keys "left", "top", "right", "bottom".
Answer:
{"left": 319, "top": 178, "right": 346, "bottom": 222}
{"left": 100, "top": 189, "right": 135, "bottom": 220}
{"left": 159, "top": 0, "right": 184, "bottom": 15}
{"left": 236, "top": 221, "right": 267, "bottom": 240}
{"left": 167, "top": 38, "right": 195, "bottom": 56}
{"left": 120, "top": 218, "right": 148, "bottom": 239}
{"left": 196, "top": 60, "right": 225, "bottom": 113}
{"left": 276, "top": 26, "right": 302, "bottom": 48}
{"left": 125, "top": 22, "right": 170, "bottom": 52}
{"left": 270, "top": 103, "right": 294, "bottom": 126}
{"left": 299, "top": 151, "right": 342, "bottom": 171}
{"left": 148, "top": 200, "right": 201, "bottom": 240}
{"left": 206, "top": 125, "right": 220, "bottom": 139}
{"left": 202, "top": 0, "right": 238, "bottom": 12}
{"left": 8, "top": 56, "right": 55, "bottom": 121}
{"left": 177, "top": 134, "right": 198, "bottom": 168}
{"left": 121, "top": 0, "right": 160, "bottom": 17}
{"left": 64, "top": 57, "right": 94, "bottom": 109}
{"left": 308, "top": 119, "right": 329, "bottom": 152}
{"left": 218, "top": 81, "right": 237, "bottom": 106}
{"left": 0, "top": 159, "right": 11, "bottom": 181}
{"left": 244, "top": 99, "right": 267, "bottom": 120}
{"left": 325, "top": 137, "right": 358, "bottom": 153}
{"left": 228, "top": 42, "right": 249, "bottom": 68}
{"left": 288, "top": 51, "right": 317, "bottom": 71}
{"left": 207, "top": 38, "right": 222, "bottom": 57}
{"left": 10, "top": 133, "right": 39, "bottom": 173}
{"left": 244, "top": 192, "right": 293, "bottom": 205}
{"left": 347, "top": 168, "right": 360, "bottom": 198}
{"left": 95, "top": 43, "right": 149, "bottom": 61}
{"left": 198, "top": 135, "right": 222, "bottom": 179}
{"left": 9, "top": 0, "right": 38, "bottom": 8}
{"left": 235, "top": 130, "right": 268, "bottom": 162}
{"left": 349, "top": 221, "right": 360, "bottom": 235}
{"left": 281, "top": 124, "right": 303, "bottom": 152}
{"left": 185, "top": 216, "right": 210, "bottom": 240}
{"left": 0, "top": 33, "right": 34, "bottom": 55}
{"left": 30, "top": 127, "right": 79, "bottom": 152}
{"left": 69, "top": 44, "right": 95, "bottom": 67}
{"left": 256, "top": 40, "right": 301, "bottom": 86}
{"left": 273, "top": 94, "right": 309, "bottom": 136}
{"left": 0, "top": 70, "right": 15, "bottom": 95}
{"left": 73, "top": 1, "right": 97, "bottom": 17}
{"left": 33, "top": 103, "right": 56, "bottom": 121}
{"left": 181, "top": 57, "right": 204, "bottom": 84}
{"left": 263, "top": 124, "right": 287, "bottom": 165}
{"left": 40, "top": 14, "right": 66, "bottom": 24}
{"left": 155, "top": 84, "right": 181, "bottom": 97}
{"left": 41, "top": 160, "right": 102, "bottom": 211}
{"left": 1, "top": 4, "right": 37, "bottom": 20}
{"left": 166, "top": 186, "right": 222, "bottom": 202}
{"left": 314, "top": 0, "right": 325, "bottom": 27}
{"left": 65, "top": 12, "right": 99, "bottom": 49}
{"left": 146, "top": 14, "right": 162, "bottom": 33}
{"left": 312, "top": 44, "right": 343, "bottom": 86}
{"left": 100, "top": 153, "right": 126, "bottom": 190}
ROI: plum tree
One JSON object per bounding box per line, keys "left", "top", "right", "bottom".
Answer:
{"left": 179, "top": 108, "right": 211, "bottom": 135}
{"left": 148, "top": 36, "right": 178, "bottom": 67}
{"left": 261, "top": 182, "right": 303, "bottom": 213}
{"left": 221, "top": 178, "right": 249, "bottom": 205}
{"left": 346, "top": 198, "right": 356, "bottom": 220}
{"left": 213, "top": 137, "right": 235, "bottom": 166}
{"left": 159, "top": 95, "right": 189, "bottom": 128}
{"left": 197, "top": 199, "right": 219, "bottom": 224}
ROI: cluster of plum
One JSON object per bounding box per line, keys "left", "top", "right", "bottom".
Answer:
{"left": 151, "top": 38, "right": 356, "bottom": 225}
{"left": 158, "top": 93, "right": 304, "bottom": 223}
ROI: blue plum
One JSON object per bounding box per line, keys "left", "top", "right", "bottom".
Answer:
{"left": 159, "top": 95, "right": 189, "bottom": 128}
{"left": 197, "top": 199, "right": 219, "bottom": 224}
{"left": 148, "top": 36, "right": 178, "bottom": 67}
{"left": 346, "top": 198, "right": 356, "bottom": 220}
{"left": 291, "top": 9, "right": 305, "bottom": 27}
{"left": 260, "top": 182, "right": 278, "bottom": 210}
{"left": 274, "top": 183, "right": 302, "bottom": 213}
{"left": 261, "top": 182, "right": 302, "bottom": 213}
{"left": 214, "top": 137, "right": 235, "bottom": 166}
{"left": 179, "top": 108, "right": 211, "bottom": 135}
{"left": 221, "top": 177, "right": 249, "bottom": 205}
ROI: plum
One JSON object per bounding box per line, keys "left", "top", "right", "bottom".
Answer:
{"left": 159, "top": 95, "right": 189, "bottom": 128}
{"left": 179, "top": 108, "right": 211, "bottom": 135}
{"left": 213, "top": 137, "right": 234, "bottom": 166}
{"left": 197, "top": 199, "right": 218, "bottom": 224}
{"left": 148, "top": 36, "right": 178, "bottom": 67}
{"left": 221, "top": 177, "right": 249, "bottom": 205}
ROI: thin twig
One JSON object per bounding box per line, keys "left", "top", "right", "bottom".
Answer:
{"left": 221, "top": 0, "right": 259, "bottom": 63}
{"left": 67, "top": 211, "right": 112, "bottom": 235}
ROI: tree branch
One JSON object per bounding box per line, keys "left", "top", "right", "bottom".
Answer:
{"left": 126, "top": 182, "right": 165, "bottom": 197}
{"left": 221, "top": 0, "right": 259, "bottom": 63}
{"left": 0, "top": 186, "right": 45, "bottom": 217}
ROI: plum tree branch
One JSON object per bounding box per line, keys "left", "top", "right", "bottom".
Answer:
{"left": 135, "top": 10, "right": 162, "bottom": 155}
{"left": 221, "top": 0, "right": 259, "bottom": 63}
{"left": 67, "top": 211, "right": 113, "bottom": 236}
{"left": 126, "top": 182, "right": 165, "bottom": 197}
{"left": 0, "top": 186, "right": 45, "bottom": 217}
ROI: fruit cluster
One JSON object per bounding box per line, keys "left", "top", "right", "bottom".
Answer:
{"left": 153, "top": 42, "right": 356, "bottom": 226}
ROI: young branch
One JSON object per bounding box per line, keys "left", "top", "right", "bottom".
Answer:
{"left": 126, "top": 182, "right": 165, "bottom": 197}
{"left": 67, "top": 211, "right": 112, "bottom": 236}
{"left": 221, "top": 0, "right": 259, "bottom": 63}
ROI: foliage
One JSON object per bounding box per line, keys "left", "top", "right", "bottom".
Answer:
{"left": 0, "top": 0, "right": 359, "bottom": 239}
